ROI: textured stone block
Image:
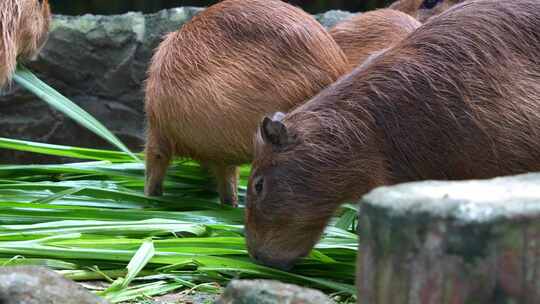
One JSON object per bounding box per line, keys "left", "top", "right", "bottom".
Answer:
{"left": 215, "top": 279, "right": 334, "bottom": 304}
{"left": 358, "top": 173, "right": 540, "bottom": 304}
{"left": 0, "top": 266, "right": 108, "bottom": 304}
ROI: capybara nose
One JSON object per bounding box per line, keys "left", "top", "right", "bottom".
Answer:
{"left": 251, "top": 251, "right": 295, "bottom": 271}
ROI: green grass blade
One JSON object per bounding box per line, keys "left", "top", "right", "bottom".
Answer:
{"left": 0, "top": 137, "right": 139, "bottom": 163}
{"left": 123, "top": 240, "right": 155, "bottom": 288}
{"left": 101, "top": 240, "right": 156, "bottom": 296}
{"left": 0, "top": 137, "right": 359, "bottom": 298}
{"left": 103, "top": 281, "right": 185, "bottom": 303}
{"left": 12, "top": 65, "right": 140, "bottom": 162}
{"left": 0, "top": 256, "right": 78, "bottom": 269}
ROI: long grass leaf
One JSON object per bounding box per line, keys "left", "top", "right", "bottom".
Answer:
{"left": 0, "top": 137, "right": 139, "bottom": 163}
{"left": 12, "top": 65, "right": 140, "bottom": 162}
{"left": 0, "top": 136, "right": 359, "bottom": 298}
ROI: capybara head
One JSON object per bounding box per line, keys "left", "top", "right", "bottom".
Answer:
{"left": 0, "top": 0, "right": 51, "bottom": 87}
{"left": 329, "top": 9, "right": 421, "bottom": 72}
{"left": 245, "top": 109, "right": 381, "bottom": 269}
{"left": 247, "top": 0, "right": 540, "bottom": 269}
{"left": 245, "top": 113, "right": 329, "bottom": 270}
{"left": 389, "top": 0, "right": 463, "bottom": 22}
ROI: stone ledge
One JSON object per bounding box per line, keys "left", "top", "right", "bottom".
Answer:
{"left": 358, "top": 173, "right": 540, "bottom": 304}
{"left": 363, "top": 173, "right": 540, "bottom": 224}
{"left": 0, "top": 266, "right": 109, "bottom": 304}
{"left": 215, "top": 279, "right": 335, "bottom": 304}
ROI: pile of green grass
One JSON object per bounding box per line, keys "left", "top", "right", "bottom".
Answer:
{"left": 0, "top": 137, "right": 358, "bottom": 303}
{"left": 2, "top": 65, "right": 358, "bottom": 303}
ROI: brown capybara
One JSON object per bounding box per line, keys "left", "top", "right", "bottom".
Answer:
{"left": 246, "top": 0, "right": 540, "bottom": 270}
{"left": 389, "top": 0, "right": 464, "bottom": 22}
{"left": 329, "top": 9, "right": 421, "bottom": 72}
{"left": 0, "top": 0, "right": 51, "bottom": 87}
{"left": 144, "top": 0, "right": 347, "bottom": 206}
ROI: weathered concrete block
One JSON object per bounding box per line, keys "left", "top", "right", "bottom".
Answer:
{"left": 0, "top": 266, "right": 108, "bottom": 304}
{"left": 215, "top": 279, "right": 335, "bottom": 304}
{"left": 358, "top": 173, "right": 540, "bottom": 304}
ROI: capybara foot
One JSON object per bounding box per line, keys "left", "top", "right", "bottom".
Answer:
{"left": 144, "top": 183, "right": 163, "bottom": 197}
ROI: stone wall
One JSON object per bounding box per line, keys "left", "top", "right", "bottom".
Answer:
{"left": 0, "top": 8, "right": 352, "bottom": 164}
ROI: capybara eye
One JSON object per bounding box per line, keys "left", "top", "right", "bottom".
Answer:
{"left": 254, "top": 177, "right": 264, "bottom": 195}
{"left": 421, "top": 0, "right": 442, "bottom": 9}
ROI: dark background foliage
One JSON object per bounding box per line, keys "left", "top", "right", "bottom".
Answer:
{"left": 48, "top": 0, "right": 394, "bottom": 15}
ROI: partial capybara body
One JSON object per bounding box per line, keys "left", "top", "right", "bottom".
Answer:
{"left": 246, "top": 0, "right": 540, "bottom": 270}
{"left": 144, "top": 0, "right": 347, "bottom": 206}
{"left": 329, "top": 9, "right": 421, "bottom": 72}
{"left": 0, "top": 0, "right": 51, "bottom": 87}
{"left": 389, "top": 0, "right": 463, "bottom": 22}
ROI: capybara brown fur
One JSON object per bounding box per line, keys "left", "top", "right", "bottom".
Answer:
{"left": 144, "top": 0, "right": 347, "bottom": 206}
{"left": 0, "top": 0, "right": 51, "bottom": 87}
{"left": 246, "top": 0, "right": 540, "bottom": 270}
{"left": 389, "top": 0, "right": 464, "bottom": 22}
{"left": 329, "top": 9, "right": 421, "bottom": 72}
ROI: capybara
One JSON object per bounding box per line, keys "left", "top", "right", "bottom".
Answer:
{"left": 144, "top": 0, "right": 347, "bottom": 206}
{"left": 389, "top": 0, "right": 463, "bottom": 22}
{"left": 0, "top": 0, "right": 51, "bottom": 87}
{"left": 246, "top": 0, "right": 540, "bottom": 270}
{"left": 329, "top": 9, "right": 421, "bottom": 72}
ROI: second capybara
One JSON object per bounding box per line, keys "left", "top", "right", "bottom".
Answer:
{"left": 144, "top": 0, "right": 347, "bottom": 206}
{"left": 389, "top": 0, "right": 464, "bottom": 22}
{"left": 0, "top": 0, "right": 51, "bottom": 87}
{"left": 329, "top": 9, "right": 421, "bottom": 72}
{"left": 245, "top": 0, "right": 540, "bottom": 270}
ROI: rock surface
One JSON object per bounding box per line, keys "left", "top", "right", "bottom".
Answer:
{"left": 0, "top": 266, "right": 108, "bottom": 304}
{"left": 315, "top": 10, "right": 355, "bottom": 29}
{"left": 358, "top": 172, "right": 540, "bottom": 304}
{"left": 215, "top": 279, "right": 335, "bottom": 304}
{"left": 0, "top": 8, "right": 353, "bottom": 164}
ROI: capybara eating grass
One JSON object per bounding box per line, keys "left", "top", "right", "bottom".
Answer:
{"left": 389, "top": 0, "right": 464, "bottom": 22}
{"left": 144, "top": 0, "right": 347, "bottom": 206}
{"left": 246, "top": 0, "right": 540, "bottom": 270}
{"left": 0, "top": 0, "right": 51, "bottom": 87}
{"left": 329, "top": 9, "right": 421, "bottom": 72}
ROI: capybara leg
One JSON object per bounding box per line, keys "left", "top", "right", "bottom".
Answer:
{"left": 144, "top": 134, "right": 171, "bottom": 197}
{"left": 209, "top": 164, "right": 239, "bottom": 207}
{"left": 199, "top": 162, "right": 211, "bottom": 175}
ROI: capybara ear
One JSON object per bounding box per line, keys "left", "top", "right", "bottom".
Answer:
{"left": 271, "top": 112, "right": 286, "bottom": 122}
{"left": 40, "top": 0, "right": 51, "bottom": 19}
{"left": 261, "top": 112, "right": 288, "bottom": 147}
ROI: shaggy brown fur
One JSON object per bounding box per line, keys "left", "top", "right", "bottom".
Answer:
{"left": 246, "top": 0, "right": 540, "bottom": 271}
{"left": 0, "top": 0, "right": 51, "bottom": 87}
{"left": 389, "top": 0, "right": 463, "bottom": 22}
{"left": 144, "top": 0, "right": 347, "bottom": 206}
{"left": 329, "top": 9, "right": 421, "bottom": 72}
